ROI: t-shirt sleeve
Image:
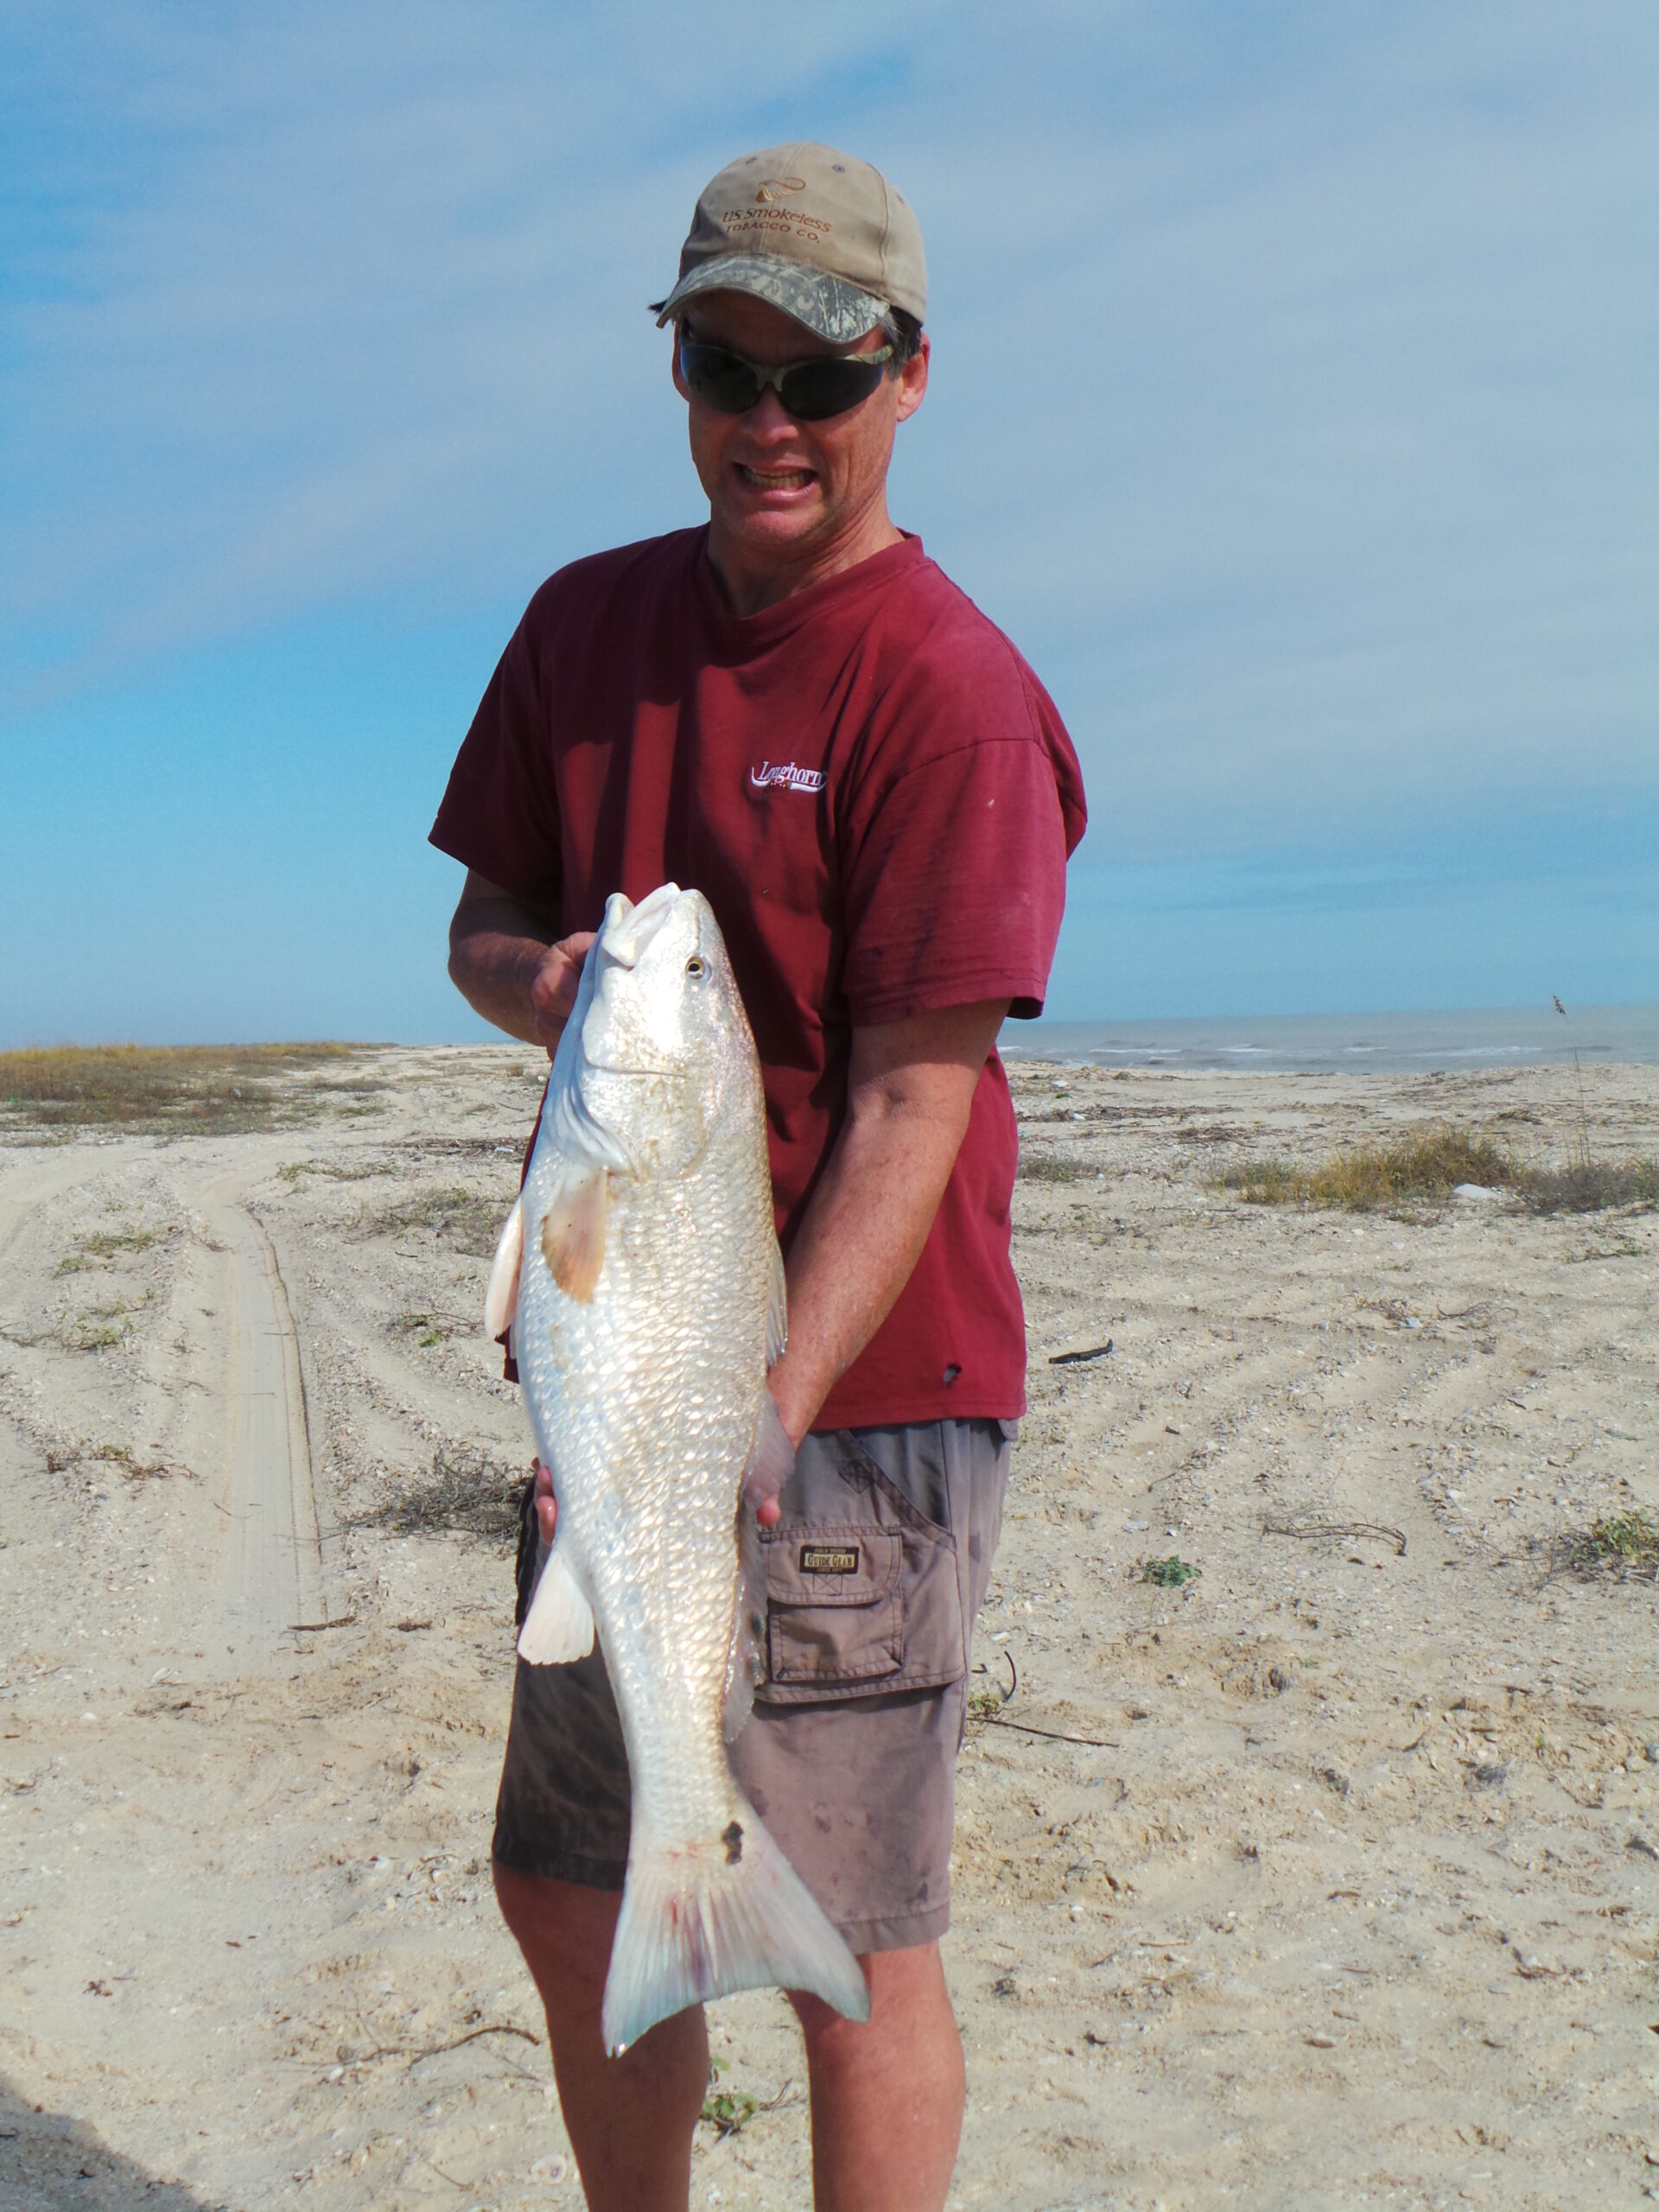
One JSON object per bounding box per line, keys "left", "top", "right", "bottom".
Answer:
{"left": 429, "top": 594, "right": 563, "bottom": 910}
{"left": 839, "top": 656, "right": 1080, "bottom": 1027}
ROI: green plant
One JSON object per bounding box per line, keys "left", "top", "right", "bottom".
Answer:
{"left": 1139, "top": 1554, "right": 1199, "bottom": 1587}
{"left": 700, "top": 2057, "right": 760, "bottom": 2139}
{"left": 1567, "top": 1510, "right": 1659, "bottom": 1579}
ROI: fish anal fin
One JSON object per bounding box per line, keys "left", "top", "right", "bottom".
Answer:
{"left": 601, "top": 1802, "right": 870, "bottom": 2055}
{"left": 722, "top": 1503, "right": 767, "bottom": 1744}
{"left": 484, "top": 1197, "right": 524, "bottom": 1342}
{"left": 540, "top": 1168, "right": 609, "bottom": 1303}
{"left": 766, "top": 1244, "right": 787, "bottom": 1368}
{"left": 517, "top": 1544, "right": 596, "bottom": 1666}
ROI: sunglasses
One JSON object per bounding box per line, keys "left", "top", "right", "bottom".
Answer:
{"left": 677, "top": 333, "right": 894, "bottom": 423}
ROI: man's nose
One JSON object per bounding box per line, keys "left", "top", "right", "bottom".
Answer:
{"left": 740, "top": 385, "right": 798, "bottom": 436}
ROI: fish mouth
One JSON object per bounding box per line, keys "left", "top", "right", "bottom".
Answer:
{"left": 598, "top": 884, "right": 683, "bottom": 969}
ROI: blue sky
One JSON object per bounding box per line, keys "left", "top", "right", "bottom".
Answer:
{"left": 3, "top": 2, "right": 1655, "bottom": 1043}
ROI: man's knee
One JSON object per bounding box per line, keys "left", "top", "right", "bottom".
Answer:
{"left": 493, "top": 1859, "right": 620, "bottom": 2005}
{"left": 790, "top": 1940, "right": 952, "bottom": 2051}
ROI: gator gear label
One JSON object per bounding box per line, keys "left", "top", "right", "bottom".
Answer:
{"left": 799, "top": 1544, "right": 859, "bottom": 1576}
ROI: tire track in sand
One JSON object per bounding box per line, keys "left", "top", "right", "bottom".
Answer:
{"left": 0, "top": 1149, "right": 90, "bottom": 1265}
{"left": 209, "top": 1187, "right": 326, "bottom": 1645}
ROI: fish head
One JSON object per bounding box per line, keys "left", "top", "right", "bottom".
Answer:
{"left": 577, "top": 886, "right": 759, "bottom": 1166}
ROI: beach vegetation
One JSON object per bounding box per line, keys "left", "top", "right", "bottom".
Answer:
{"left": 1566, "top": 1510, "right": 1659, "bottom": 1580}
{"left": 350, "top": 1441, "right": 525, "bottom": 1542}
{"left": 701, "top": 2058, "right": 762, "bottom": 2139}
{"left": 1, "top": 1043, "right": 378, "bottom": 1136}
{"left": 361, "top": 1184, "right": 510, "bottom": 1256}
{"left": 1018, "top": 1151, "right": 1089, "bottom": 1182}
{"left": 57, "top": 1224, "right": 170, "bottom": 1272}
{"left": 1218, "top": 1125, "right": 1658, "bottom": 1217}
{"left": 1138, "top": 1554, "right": 1199, "bottom": 1586}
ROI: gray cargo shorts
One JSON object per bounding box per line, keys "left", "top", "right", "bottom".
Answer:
{"left": 492, "top": 1417, "right": 1012, "bottom": 1955}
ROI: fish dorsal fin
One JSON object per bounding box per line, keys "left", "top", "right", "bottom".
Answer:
{"left": 541, "top": 1166, "right": 609, "bottom": 1303}
{"left": 518, "top": 1543, "right": 596, "bottom": 1666}
{"left": 484, "top": 1196, "right": 524, "bottom": 1342}
{"left": 766, "top": 1244, "right": 787, "bottom": 1368}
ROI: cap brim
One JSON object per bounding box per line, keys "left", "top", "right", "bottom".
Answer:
{"left": 650, "top": 253, "right": 888, "bottom": 342}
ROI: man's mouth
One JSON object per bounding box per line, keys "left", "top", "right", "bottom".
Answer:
{"left": 738, "top": 465, "right": 814, "bottom": 491}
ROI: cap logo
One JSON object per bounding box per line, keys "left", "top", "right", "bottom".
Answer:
{"left": 753, "top": 175, "right": 806, "bottom": 205}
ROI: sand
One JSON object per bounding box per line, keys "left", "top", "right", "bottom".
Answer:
{"left": 2, "top": 1048, "right": 1656, "bottom": 2211}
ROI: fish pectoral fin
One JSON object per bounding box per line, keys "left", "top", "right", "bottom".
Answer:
{"left": 517, "top": 1545, "right": 596, "bottom": 1666}
{"left": 540, "top": 1166, "right": 610, "bottom": 1303}
{"left": 484, "top": 1196, "right": 524, "bottom": 1342}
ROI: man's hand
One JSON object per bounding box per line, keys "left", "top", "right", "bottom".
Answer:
{"left": 526, "top": 934, "right": 595, "bottom": 1053}
{"left": 741, "top": 1388, "right": 794, "bottom": 1529}
{"left": 448, "top": 868, "right": 594, "bottom": 1053}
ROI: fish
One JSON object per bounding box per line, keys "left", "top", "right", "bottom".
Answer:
{"left": 483, "top": 883, "right": 871, "bottom": 2056}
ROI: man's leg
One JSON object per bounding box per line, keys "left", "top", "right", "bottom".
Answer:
{"left": 494, "top": 1863, "right": 708, "bottom": 2212}
{"left": 791, "top": 1942, "right": 965, "bottom": 2212}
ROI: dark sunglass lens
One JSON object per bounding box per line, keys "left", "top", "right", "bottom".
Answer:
{"left": 779, "top": 358, "right": 886, "bottom": 422}
{"left": 681, "top": 341, "right": 761, "bottom": 415}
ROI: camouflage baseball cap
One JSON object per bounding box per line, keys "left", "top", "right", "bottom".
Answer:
{"left": 651, "top": 141, "right": 927, "bottom": 343}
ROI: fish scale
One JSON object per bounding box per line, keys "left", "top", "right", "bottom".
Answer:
{"left": 485, "top": 882, "right": 870, "bottom": 2054}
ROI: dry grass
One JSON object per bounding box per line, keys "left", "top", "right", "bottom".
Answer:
{"left": 1220, "top": 1125, "right": 1658, "bottom": 1217}
{"left": 353, "top": 1443, "right": 526, "bottom": 1543}
{"left": 1019, "top": 1152, "right": 1090, "bottom": 1183}
{"left": 1221, "top": 1128, "right": 1514, "bottom": 1212}
{"left": 0, "top": 1044, "right": 378, "bottom": 1136}
{"left": 361, "top": 1185, "right": 511, "bottom": 1257}
{"left": 1520, "top": 1158, "right": 1659, "bottom": 1214}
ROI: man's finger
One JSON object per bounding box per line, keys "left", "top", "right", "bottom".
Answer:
{"left": 531, "top": 1457, "right": 556, "bottom": 1544}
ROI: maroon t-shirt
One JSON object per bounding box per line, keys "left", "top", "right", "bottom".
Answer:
{"left": 431, "top": 527, "right": 1086, "bottom": 1429}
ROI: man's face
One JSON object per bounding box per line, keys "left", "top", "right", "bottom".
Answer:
{"left": 671, "top": 290, "right": 928, "bottom": 581}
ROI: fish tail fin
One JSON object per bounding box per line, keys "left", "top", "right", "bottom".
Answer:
{"left": 601, "top": 1803, "right": 870, "bottom": 2055}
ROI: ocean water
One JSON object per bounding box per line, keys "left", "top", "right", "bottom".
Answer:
{"left": 1004, "top": 1003, "right": 1659, "bottom": 1076}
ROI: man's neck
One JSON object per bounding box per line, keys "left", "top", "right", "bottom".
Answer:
{"left": 705, "top": 506, "right": 905, "bottom": 619}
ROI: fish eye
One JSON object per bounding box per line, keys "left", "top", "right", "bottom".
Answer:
{"left": 685, "top": 956, "right": 706, "bottom": 977}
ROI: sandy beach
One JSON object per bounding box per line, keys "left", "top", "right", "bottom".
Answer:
{"left": 3, "top": 1046, "right": 1656, "bottom": 2212}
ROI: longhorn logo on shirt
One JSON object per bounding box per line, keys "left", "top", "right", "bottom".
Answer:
{"left": 749, "top": 760, "right": 825, "bottom": 793}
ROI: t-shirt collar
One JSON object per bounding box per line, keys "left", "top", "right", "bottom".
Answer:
{"left": 691, "top": 528, "right": 925, "bottom": 649}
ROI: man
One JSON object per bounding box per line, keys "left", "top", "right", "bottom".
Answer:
{"left": 433, "top": 142, "right": 1086, "bottom": 2212}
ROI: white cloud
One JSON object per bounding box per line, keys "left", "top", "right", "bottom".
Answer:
{"left": 3, "top": 0, "right": 1656, "bottom": 857}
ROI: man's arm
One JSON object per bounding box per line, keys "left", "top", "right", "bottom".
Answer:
{"left": 765, "top": 998, "right": 1011, "bottom": 1446}
{"left": 448, "top": 868, "right": 594, "bottom": 1052}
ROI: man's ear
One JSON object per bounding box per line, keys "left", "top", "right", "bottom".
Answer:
{"left": 669, "top": 324, "right": 690, "bottom": 401}
{"left": 895, "top": 334, "right": 930, "bottom": 424}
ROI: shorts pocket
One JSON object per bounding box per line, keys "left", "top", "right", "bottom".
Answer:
{"left": 753, "top": 1433, "right": 967, "bottom": 1707}
{"left": 763, "top": 1524, "right": 904, "bottom": 1688}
